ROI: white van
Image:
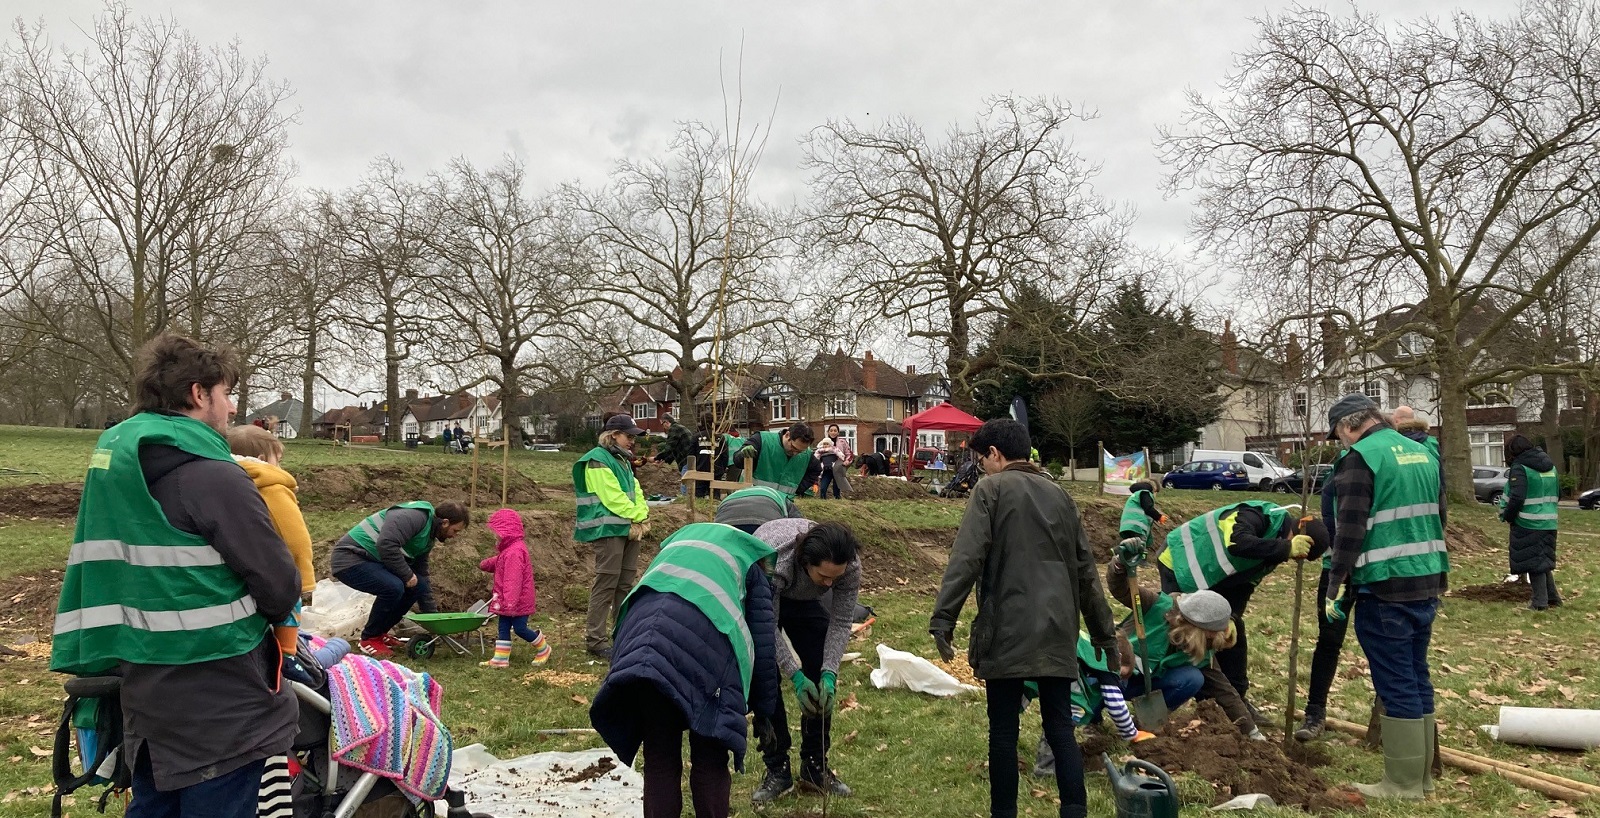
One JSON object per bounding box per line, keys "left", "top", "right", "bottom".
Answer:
{"left": 1191, "top": 449, "right": 1293, "bottom": 491}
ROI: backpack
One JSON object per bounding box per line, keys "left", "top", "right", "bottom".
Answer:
{"left": 51, "top": 675, "right": 132, "bottom": 817}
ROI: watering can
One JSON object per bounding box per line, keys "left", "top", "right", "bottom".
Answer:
{"left": 1102, "top": 753, "right": 1179, "bottom": 818}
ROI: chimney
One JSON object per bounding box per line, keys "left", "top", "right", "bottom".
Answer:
{"left": 1220, "top": 320, "right": 1239, "bottom": 375}
{"left": 906, "top": 365, "right": 916, "bottom": 376}
{"left": 279, "top": 391, "right": 292, "bottom": 402}
{"left": 1285, "top": 333, "right": 1303, "bottom": 377}
{"left": 1319, "top": 317, "right": 1342, "bottom": 368}
{"left": 862, "top": 350, "right": 878, "bottom": 392}
{"left": 405, "top": 388, "right": 419, "bottom": 401}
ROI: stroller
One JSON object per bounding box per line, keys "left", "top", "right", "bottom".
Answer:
{"left": 939, "top": 456, "right": 982, "bottom": 498}
{"left": 53, "top": 665, "right": 489, "bottom": 818}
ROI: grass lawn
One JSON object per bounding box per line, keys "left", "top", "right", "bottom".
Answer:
{"left": 4, "top": 434, "right": 1600, "bottom": 815}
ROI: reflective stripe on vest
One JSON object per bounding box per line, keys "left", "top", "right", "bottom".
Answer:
{"left": 1119, "top": 492, "right": 1153, "bottom": 539}
{"left": 573, "top": 448, "right": 638, "bottom": 542}
{"left": 1516, "top": 467, "right": 1561, "bottom": 530}
{"left": 55, "top": 596, "right": 259, "bottom": 635}
{"left": 68, "top": 540, "right": 226, "bottom": 568}
{"left": 1160, "top": 501, "right": 1285, "bottom": 592}
{"left": 1349, "top": 428, "right": 1448, "bottom": 586}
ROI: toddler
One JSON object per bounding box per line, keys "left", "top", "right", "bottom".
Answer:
{"left": 480, "top": 508, "right": 549, "bottom": 667}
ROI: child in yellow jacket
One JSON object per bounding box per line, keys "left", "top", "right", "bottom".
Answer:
{"left": 227, "top": 424, "right": 317, "bottom": 683}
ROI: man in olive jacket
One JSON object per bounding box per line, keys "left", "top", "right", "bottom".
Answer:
{"left": 929, "top": 418, "right": 1118, "bottom": 818}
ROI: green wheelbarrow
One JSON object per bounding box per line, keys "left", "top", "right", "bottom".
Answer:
{"left": 403, "top": 611, "right": 492, "bottom": 660}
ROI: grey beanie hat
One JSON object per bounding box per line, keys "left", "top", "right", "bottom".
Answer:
{"left": 1174, "top": 590, "right": 1232, "bottom": 632}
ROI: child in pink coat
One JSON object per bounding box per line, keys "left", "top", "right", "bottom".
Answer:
{"left": 480, "top": 508, "right": 550, "bottom": 667}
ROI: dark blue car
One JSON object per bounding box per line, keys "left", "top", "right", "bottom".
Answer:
{"left": 1162, "top": 460, "right": 1252, "bottom": 491}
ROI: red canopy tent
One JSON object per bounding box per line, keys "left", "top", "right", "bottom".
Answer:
{"left": 901, "top": 402, "right": 984, "bottom": 475}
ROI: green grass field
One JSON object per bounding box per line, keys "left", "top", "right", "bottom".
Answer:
{"left": 3, "top": 425, "right": 1600, "bottom": 816}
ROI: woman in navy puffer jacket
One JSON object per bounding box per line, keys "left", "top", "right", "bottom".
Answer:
{"left": 590, "top": 524, "right": 780, "bottom": 818}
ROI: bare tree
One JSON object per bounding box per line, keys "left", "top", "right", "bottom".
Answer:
{"left": 325, "top": 158, "right": 433, "bottom": 442}
{"left": 802, "top": 95, "right": 1129, "bottom": 406}
{"left": 2, "top": 6, "right": 295, "bottom": 393}
{"left": 1161, "top": 0, "right": 1600, "bottom": 498}
{"left": 421, "top": 156, "right": 579, "bottom": 445}
{"left": 564, "top": 122, "right": 789, "bottom": 413}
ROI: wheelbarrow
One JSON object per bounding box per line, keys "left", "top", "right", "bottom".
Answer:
{"left": 404, "top": 611, "right": 492, "bottom": 659}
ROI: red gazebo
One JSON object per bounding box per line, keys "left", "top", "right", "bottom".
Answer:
{"left": 901, "top": 402, "right": 984, "bottom": 475}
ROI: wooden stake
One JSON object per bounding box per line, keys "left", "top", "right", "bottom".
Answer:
{"left": 470, "top": 437, "right": 481, "bottom": 513}
{"left": 1324, "top": 717, "right": 1595, "bottom": 802}
{"left": 501, "top": 438, "right": 511, "bottom": 506}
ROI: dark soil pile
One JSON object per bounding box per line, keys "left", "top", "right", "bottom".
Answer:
{"left": 0, "top": 569, "right": 63, "bottom": 636}
{"left": 0, "top": 482, "right": 83, "bottom": 518}
{"left": 1132, "top": 701, "right": 1352, "bottom": 813}
{"left": 633, "top": 461, "right": 683, "bottom": 497}
{"left": 1450, "top": 579, "right": 1529, "bottom": 603}
{"left": 848, "top": 477, "right": 933, "bottom": 501}
{"left": 1447, "top": 522, "right": 1496, "bottom": 554}
{"left": 554, "top": 756, "right": 617, "bottom": 784}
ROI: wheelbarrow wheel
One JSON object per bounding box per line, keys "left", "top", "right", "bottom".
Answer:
{"left": 408, "top": 638, "right": 436, "bottom": 660}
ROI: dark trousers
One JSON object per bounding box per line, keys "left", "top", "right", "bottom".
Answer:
{"left": 817, "top": 462, "right": 840, "bottom": 498}
{"left": 1126, "top": 665, "right": 1206, "bottom": 710}
{"left": 334, "top": 561, "right": 427, "bottom": 640}
{"left": 1531, "top": 572, "right": 1562, "bottom": 608}
{"left": 637, "top": 688, "right": 731, "bottom": 818}
{"left": 987, "top": 678, "right": 1087, "bottom": 818}
{"left": 756, "top": 599, "right": 832, "bottom": 779}
{"left": 498, "top": 615, "right": 540, "bottom": 642}
{"left": 1304, "top": 566, "right": 1350, "bottom": 718}
{"left": 127, "top": 747, "right": 266, "bottom": 818}
{"left": 1158, "top": 566, "right": 1256, "bottom": 700}
{"left": 1353, "top": 594, "right": 1437, "bottom": 720}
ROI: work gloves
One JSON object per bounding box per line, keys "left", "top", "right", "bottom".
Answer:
{"left": 930, "top": 628, "right": 956, "bottom": 662}
{"left": 1289, "top": 534, "right": 1315, "bottom": 560}
{"left": 628, "top": 520, "right": 651, "bottom": 541}
{"left": 1324, "top": 585, "right": 1350, "bottom": 623}
{"left": 737, "top": 444, "right": 757, "bottom": 461}
{"left": 793, "top": 671, "right": 834, "bottom": 716}
{"left": 821, "top": 671, "right": 838, "bottom": 713}
{"left": 1115, "top": 537, "right": 1147, "bottom": 569}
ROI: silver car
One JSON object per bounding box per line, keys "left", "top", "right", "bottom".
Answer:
{"left": 1472, "top": 466, "right": 1509, "bottom": 504}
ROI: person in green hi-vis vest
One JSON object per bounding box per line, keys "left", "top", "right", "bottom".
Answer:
{"left": 1501, "top": 434, "right": 1562, "bottom": 610}
{"left": 1325, "top": 393, "right": 1448, "bottom": 801}
{"left": 575, "top": 414, "right": 653, "bottom": 660}
{"left": 51, "top": 334, "right": 304, "bottom": 815}
{"left": 330, "top": 499, "right": 471, "bottom": 658}
{"left": 734, "top": 422, "right": 821, "bottom": 497}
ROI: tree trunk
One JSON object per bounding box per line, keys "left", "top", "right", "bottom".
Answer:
{"left": 385, "top": 318, "right": 402, "bottom": 443}
{"left": 235, "top": 373, "right": 252, "bottom": 427}
{"left": 1542, "top": 373, "right": 1565, "bottom": 478}
{"left": 500, "top": 357, "right": 520, "bottom": 448}
{"left": 300, "top": 327, "right": 318, "bottom": 439}
{"left": 946, "top": 299, "right": 973, "bottom": 409}
{"left": 1583, "top": 387, "right": 1599, "bottom": 490}
{"left": 1437, "top": 356, "right": 1474, "bottom": 504}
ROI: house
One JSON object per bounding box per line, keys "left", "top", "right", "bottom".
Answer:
{"left": 468, "top": 394, "right": 558, "bottom": 440}
{"left": 241, "top": 392, "right": 322, "bottom": 439}
{"left": 397, "top": 389, "right": 480, "bottom": 441}
{"left": 595, "top": 382, "right": 679, "bottom": 434}
{"left": 313, "top": 403, "right": 391, "bottom": 440}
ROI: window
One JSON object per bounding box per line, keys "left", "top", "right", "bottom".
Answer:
{"left": 768, "top": 395, "right": 795, "bottom": 421}
{"left": 1470, "top": 431, "right": 1505, "bottom": 467}
{"left": 826, "top": 392, "right": 857, "bottom": 417}
{"left": 1293, "top": 391, "right": 1308, "bottom": 418}
{"left": 1398, "top": 333, "right": 1428, "bottom": 357}
{"left": 1469, "top": 389, "right": 1512, "bottom": 408}
{"left": 1243, "top": 453, "right": 1263, "bottom": 468}
{"left": 632, "top": 402, "right": 656, "bottom": 420}
{"left": 918, "top": 431, "right": 945, "bottom": 450}
{"left": 1363, "top": 380, "right": 1384, "bottom": 407}
{"left": 884, "top": 398, "right": 894, "bottom": 420}
{"left": 876, "top": 435, "right": 902, "bottom": 454}
{"left": 834, "top": 424, "right": 858, "bottom": 451}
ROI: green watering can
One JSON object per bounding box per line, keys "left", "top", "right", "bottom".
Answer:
{"left": 1102, "top": 753, "right": 1179, "bottom": 818}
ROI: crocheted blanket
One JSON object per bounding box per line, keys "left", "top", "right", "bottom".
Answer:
{"left": 326, "top": 654, "right": 452, "bottom": 801}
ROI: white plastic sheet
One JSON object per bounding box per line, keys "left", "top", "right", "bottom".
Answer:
{"left": 446, "top": 745, "right": 642, "bottom": 818}
{"left": 300, "top": 579, "right": 376, "bottom": 640}
{"left": 869, "top": 643, "right": 981, "bottom": 697}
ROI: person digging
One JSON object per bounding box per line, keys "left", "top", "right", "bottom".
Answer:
{"left": 1154, "top": 499, "right": 1330, "bottom": 726}
{"left": 1027, "top": 633, "right": 1157, "bottom": 777}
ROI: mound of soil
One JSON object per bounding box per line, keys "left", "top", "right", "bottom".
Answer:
{"left": 297, "top": 463, "right": 547, "bottom": 510}
{"left": 848, "top": 477, "right": 933, "bottom": 501}
{"left": 633, "top": 461, "right": 683, "bottom": 497}
{"left": 0, "top": 482, "right": 82, "bottom": 518}
{"left": 1131, "top": 701, "right": 1352, "bottom": 813}
{"left": 1450, "top": 579, "right": 1529, "bottom": 603}
{"left": 0, "top": 569, "right": 63, "bottom": 637}
{"left": 1446, "top": 522, "right": 1495, "bottom": 553}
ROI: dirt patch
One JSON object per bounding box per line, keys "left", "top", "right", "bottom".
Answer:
{"left": 1131, "top": 700, "right": 1351, "bottom": 813}
{"left": 0, "top": 570, "right": 62, "bottom": 638}
{"left": 847, "top": 477, "right": 931, "bottom": 501}
{"left": 632, "top": 461, "right": 683, "bottom": 497}
{"left": 0, "top": 482, "right": 83, "bottom": 518}
{"left": 1450, "top": 579, "right": 1530, "bottom": 603}
{"left": 553, "top": 756, "right": 616, "bottom": 784}
{"left": 1447, "top": 522, "right": 1496, "bottom": 554}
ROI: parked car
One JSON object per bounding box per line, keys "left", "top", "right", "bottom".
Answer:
{"left": 911, "top": 447, "right": 946, "bottom": 468}
{"left": 1269, "top": 464, "right": 1333, "bottom": 495}
{"left": 1472, "top": 466, "right": 1510, "bottom": 504}
{"left": 1192, "top": 449, "right": 1294, "bottom": 490}
{"left": 1162, "top": 460, "right": 1253, "bottom": 491}
{"left": 1580, "top": 487, "right": 1600, "bottom": 511}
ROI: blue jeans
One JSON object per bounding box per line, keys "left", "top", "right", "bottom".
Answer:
{"left": 334, "top": 561, "right": 428, "bottom": 640}
{"left": 1126, "top": 664, "right": 1206, "bottom": 710}
{"left": 1354, "top": 593, "right": 1437, "bottom": 720}
{"left": 127, "top": 748, "right": 265, "bottom": 818}
{"left": 498, "top": 615, "right": 541, "bottom": 642}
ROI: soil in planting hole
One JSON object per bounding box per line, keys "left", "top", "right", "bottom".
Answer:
{"left": 1131, "top": 701, "right": 1354, "bottom": 813}
{"left": 1449, "top": 579, "right": 1530, "bottom": 603}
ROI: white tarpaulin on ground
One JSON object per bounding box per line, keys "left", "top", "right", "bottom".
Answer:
{"left": 299, "top": 579, "right": 375, "bottom": 641}
{"left": 869, "top": 643, "right": 981, "bottom": 697}
{"left": 446, "top": 745, "right": 641, "bottom": 818}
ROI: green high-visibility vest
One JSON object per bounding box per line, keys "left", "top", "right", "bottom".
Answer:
{"left": 573, "top": 446, "right": 638, "bottom": 542}
{"left": 752, "top": 431, "right": 810, "bottom": 495}
{"left": 1349, "top": 428, "right": 1448, "bottom": 586}
{"left": 1508, "top": 465, "right": 1560, "bottom": 532}
{"left": 715, "top": 486, "right": 791, "bottom": 521}
{"left": 1071, "top": 634, "right": 1113, "bottom": 719}
{"left": 346, "top": 501, "right": 436, "bottom": 561}
{"left": 619, "top": 522, "right": 776, "bottom": 695}
{"left": 52, "top": 413, "right": 270, "bottom": 675}
{"left": 1126, "top": 593, "right": 1211, "bottom": 678}
{"left": 1159, "top": 500, "right": 1292, "bottom": 592}
{"left": 724, "top": 434, "right": 746, "bottom": 466}
{"left": 1119, "top": 491, "right": 1156, "bottom": 542}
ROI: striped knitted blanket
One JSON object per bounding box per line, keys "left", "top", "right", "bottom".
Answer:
{"left": 326, "top": 654, "right": 453, "bottom": 801}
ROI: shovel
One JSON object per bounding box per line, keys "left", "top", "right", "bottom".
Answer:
{"left": 1126, "top": 564, "right": 1170, "bottom": 730}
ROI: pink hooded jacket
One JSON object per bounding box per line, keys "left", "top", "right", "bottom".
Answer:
{"left": 480, "top": 508, "right": 537, "bottom": 617}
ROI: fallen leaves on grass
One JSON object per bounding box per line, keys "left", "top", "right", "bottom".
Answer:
{"left": 569, "top": 694, "right": 589, "bottom": 706}
{"left": 520, "top": 670, "right": 598, "bottom": 688}
{"left": 1469, "top": 689, "right": 1513, "bottom": 705}
{"left": 839, "top": 692, "right": 861, "bottom": 712}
